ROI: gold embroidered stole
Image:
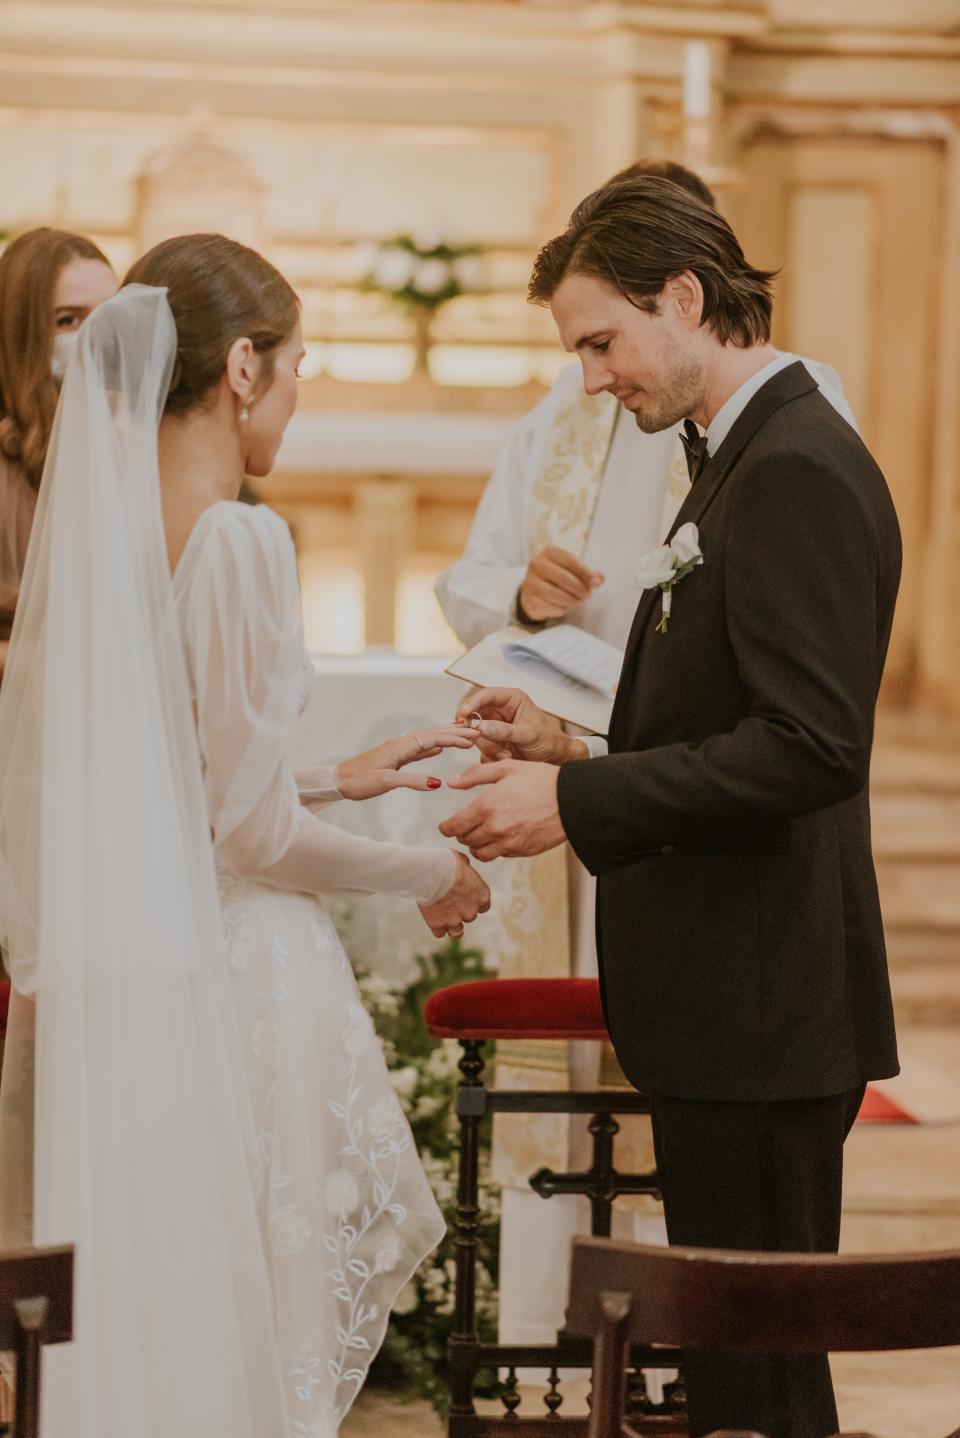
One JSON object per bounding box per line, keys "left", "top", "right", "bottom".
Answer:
{"left": 492, "top": 391, "right": 618, "bottom": 1183}
{"left": 528, "top": 388, "right": 619, "bottom": 556}
{"left": 493, "top": 389, "right": 617, "bottom": 1183}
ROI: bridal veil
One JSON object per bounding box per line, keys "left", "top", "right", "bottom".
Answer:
{"left": 0, "top": 286, "right": 289, "bottom": 1434}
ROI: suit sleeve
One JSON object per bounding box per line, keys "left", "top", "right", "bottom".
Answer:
{"left": 557, "top": 449, "right": 891, "bottom": 875}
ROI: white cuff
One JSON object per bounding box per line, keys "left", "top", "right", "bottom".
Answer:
{"left": 298, "top": 763, "right": 343, "bottom": 805}
{"left": 579, "top": 735, "right": 609, "bottom": 759}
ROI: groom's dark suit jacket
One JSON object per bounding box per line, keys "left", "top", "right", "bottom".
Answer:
{"left": 557, "top": 362, "right": 901, "bottom": 1102}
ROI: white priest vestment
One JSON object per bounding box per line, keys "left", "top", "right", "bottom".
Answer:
{"left": 434, "top": 354, "right": 855, "bottom": 1351}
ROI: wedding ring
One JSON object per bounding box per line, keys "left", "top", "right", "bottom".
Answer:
{"left": 413, "top": 735, "right": 424, "bottom": 753}
{"left": 467, "top": 711, "right": 483, "bottom": 729}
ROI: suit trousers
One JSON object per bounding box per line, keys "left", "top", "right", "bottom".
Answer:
{"left": 649, "top": 1085, "right": 865, "bottom": 1438}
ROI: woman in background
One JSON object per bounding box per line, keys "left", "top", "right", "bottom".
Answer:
{"left": 0, "top": 228, "right": 117, "bottom": 677}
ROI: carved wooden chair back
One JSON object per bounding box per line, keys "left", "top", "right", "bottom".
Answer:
{"left": 566, "top": 1237, "right": 960, "bottom": 1438}
{"left": 0, "top": 1246, "right": 74, "bottom": 1438}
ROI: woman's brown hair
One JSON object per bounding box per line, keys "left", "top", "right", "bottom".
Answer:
{"left": 124, "top": 234, "right": 300, "bottom": 416}
{"left": 529, "top": 176, "right": 776, "bottom": 348}
{"left": 0, "top": 228, "right": 112, "bottom": 489}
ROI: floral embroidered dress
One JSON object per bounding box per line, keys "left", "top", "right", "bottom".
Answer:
{"left": 173, "top": 501, "right": 449, "bottom": 1437}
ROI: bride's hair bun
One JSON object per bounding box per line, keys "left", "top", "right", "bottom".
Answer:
{"left": 124, "top": 234, "right": 299, "bottom": 416}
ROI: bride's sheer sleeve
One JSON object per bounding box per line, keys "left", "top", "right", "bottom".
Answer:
{"left": 182, "top": 504, "right": 456, "bottom": 904}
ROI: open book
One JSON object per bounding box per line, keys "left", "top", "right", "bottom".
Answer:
{"left": 445, "top": 623, "right": 624, "bottom": 735}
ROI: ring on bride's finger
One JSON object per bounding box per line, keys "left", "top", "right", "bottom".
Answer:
{"left": 413, "top": 735, "right": 424, "bottom": 753}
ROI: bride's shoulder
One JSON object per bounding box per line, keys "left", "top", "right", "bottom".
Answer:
{"left": 201, "top": 499, "right": 291, "bottom": 552}
{"left": 178, "top": 500, "right": 295, "bottom": 588}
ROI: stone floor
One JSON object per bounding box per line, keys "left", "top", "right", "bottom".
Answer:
{"left": 344, "top": 1021, "right": 960, "bottom": 1438}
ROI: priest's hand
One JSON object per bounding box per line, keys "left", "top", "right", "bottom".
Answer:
{"left": 518, "top": 546, "right": 604, "bottom": 623}
{"left": 456, "top": 687, "right": 588, "bottom": 766}
{"left": 441, "top": 760, "right": 566, "bottom": 862}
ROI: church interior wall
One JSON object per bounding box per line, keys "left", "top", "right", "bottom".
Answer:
{"left": 1, "top": 0, "right": 958, "bottom": 704}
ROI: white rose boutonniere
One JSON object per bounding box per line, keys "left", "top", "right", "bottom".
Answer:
{"left": 634, "top": 521, "right": 704, "bottom": 633}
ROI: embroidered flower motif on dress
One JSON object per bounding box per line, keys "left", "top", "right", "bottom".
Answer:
{"left": 321, "top": 1032, "right": 417, "bottom": 1426}
{"left": 269, "top": 1171, "right": 312, "bottom": 1254}
{"left": 375, "top": 1231, "right": 403, "bottom": 1273}
{"left": 297, "top": 653, "right": 316, "bottom": 717}
{"left": 325, "top": 1169, "right": 360, "bottom": 1221}
{"left": 342, "top": 1002, "right": 374, "bottom": 1056}
{"left": 367, "top": 1096, "right": 407, "bottom": 1148}
{"left": 267, "top": 934, "right": 290, "bottom": 1001}
{"left": 271, "top": 1201, "right": 312, "bottom": 1255}
{"left": 289, "top": 1348, "right": 333, "bottom": 1438}
{"left": 309, "top": 912, "right": 348, "bottom": 973}
{"left": 222, "top": 903, "right": 258, "bottom": 971}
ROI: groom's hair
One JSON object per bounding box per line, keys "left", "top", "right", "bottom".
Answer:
{"left": 528, "top": 175, "right": 776, "bottom": 349}
{"left": 604, "top": 158, "right": 716, "bottom": 209}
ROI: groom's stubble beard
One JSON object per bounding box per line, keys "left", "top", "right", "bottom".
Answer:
{"left": 630, "top": 346, "right": 704, "bottom": 434}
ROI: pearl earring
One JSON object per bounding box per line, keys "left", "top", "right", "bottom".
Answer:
{"left": 240, "top": 396, "right": 255, "bottom": 423}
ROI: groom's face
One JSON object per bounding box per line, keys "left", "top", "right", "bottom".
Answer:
{"left": 551, "top": 272, "right": 703, "bottom": 433}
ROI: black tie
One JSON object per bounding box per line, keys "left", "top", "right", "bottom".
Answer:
{"left": 680, "top": 418, "right": 708, "bottom": 484}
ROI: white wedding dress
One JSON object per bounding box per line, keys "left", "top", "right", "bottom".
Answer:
{"left": 172, "top": 498, "right": 448, "bottom": 1436}
{"left": 0, "top": 288, "right": 449, "bottom": 1437}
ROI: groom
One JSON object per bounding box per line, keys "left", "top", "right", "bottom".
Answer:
{"left": 441, "top": 177, "right": 901, "bottom": 1438}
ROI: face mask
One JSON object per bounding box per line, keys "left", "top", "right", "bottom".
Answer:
{"left": 51, "top": 330, "right": 80, "bottom": 382}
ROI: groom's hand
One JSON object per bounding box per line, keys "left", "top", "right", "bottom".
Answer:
{"left": 455, "top": 688, "right": 588, "bottom": 766}
{"left": 441, "top": 760, "right": 566, "bottom": 862}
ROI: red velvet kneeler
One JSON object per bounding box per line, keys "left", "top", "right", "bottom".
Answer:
{"left": 424, "top": 976, "right": 607, "bottom": 1042}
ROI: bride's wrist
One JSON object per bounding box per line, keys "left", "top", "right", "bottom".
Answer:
{"left": 421, "top": 847, "right": 458, "bottom": 906}
{"left": 298, "top": 763, "right": 343, "bottom": 803}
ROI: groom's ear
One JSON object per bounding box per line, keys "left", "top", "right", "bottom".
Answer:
{"left": 665, "top": 270, "right": 704, "bottom": 331}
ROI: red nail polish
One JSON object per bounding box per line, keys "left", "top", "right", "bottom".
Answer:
{"left": 428, "top": 778, "right": 442, "bottom": 790}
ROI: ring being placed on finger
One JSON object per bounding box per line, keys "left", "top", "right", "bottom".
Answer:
{"left": 467, "top": 712, "right": 483, "bottom": 730}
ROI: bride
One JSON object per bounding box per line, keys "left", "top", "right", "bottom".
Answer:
{"left": 0, "top": 235, "right": 489, "bottom": 1436}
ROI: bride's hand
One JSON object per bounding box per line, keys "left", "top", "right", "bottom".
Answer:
{"left": 419, "top": 851, "right": 492, "bottom": 939}
{"left": 335, "top": 726, "right": 479, "bottom": 800}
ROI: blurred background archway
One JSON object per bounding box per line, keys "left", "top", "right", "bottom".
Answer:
{"left": 2, "top": 0, "right": 958, "bottom": 712}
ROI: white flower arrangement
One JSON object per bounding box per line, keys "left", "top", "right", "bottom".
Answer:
{"left": 634, "top": 521, "right": 705, "bottom": 633}
{"left": 359, "top": 233, "right": 484, "bottom": 312}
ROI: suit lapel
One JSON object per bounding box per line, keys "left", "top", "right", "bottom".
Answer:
{"left": 609, "top": 363, "right": 818, "bottom": 742}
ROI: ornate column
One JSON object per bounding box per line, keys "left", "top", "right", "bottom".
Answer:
{"left": 918, "top": 121, "right": 960, "bottom": 715}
